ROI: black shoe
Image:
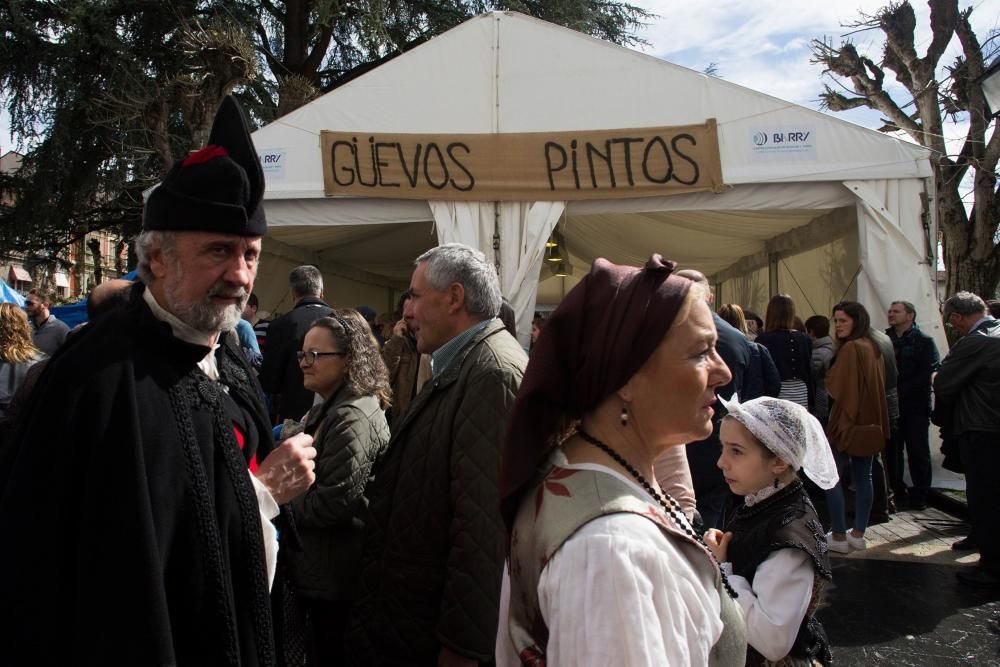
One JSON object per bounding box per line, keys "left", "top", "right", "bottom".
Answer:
{"left": 909, "top": 498, "right": 928, "bottom": 511}
{"left": 952, "top": 536, "right": 978, "bottom": 551}
{"left": 869, "top": 512, "right": 890, "bottom": 525}
{"left": 956, "top": 567, "right": 1000, "bottom": 587}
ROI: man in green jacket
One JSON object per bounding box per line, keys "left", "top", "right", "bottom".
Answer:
{"left": 348, "top": 243, "right": 527, "bottom": 666}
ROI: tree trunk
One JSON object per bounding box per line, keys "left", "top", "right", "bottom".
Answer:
{"left": 87, "top": 237, "right": 103, "bottom": 285}
{"left": 150, "top": 101, "right": 174, "bottom": 175}
{"left": 936, "top": 155, "right": 1000, "bottom": 300}
{"left": 939, "top": 192, "right": 1000, "bottom": 298}
{"left": 276, "top": 74, "right": 319, "bottom": 116}
{"left": 115, "top": 239, "right": 128, "bottom": 276}
{"left": 943, "top": 247, "right": 1000, "bottom": 299}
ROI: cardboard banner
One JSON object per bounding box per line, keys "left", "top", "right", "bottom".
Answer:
{"left": 320, "top": 121, "right": 724, "bottom": 201}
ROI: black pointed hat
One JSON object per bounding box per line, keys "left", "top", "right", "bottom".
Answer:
{"left": 143, "top": 96, "right": 266, "bottom": 236}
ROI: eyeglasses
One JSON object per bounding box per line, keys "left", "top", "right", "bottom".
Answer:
{"left": 296, "top": 350, "right": 346, "bottom": 365}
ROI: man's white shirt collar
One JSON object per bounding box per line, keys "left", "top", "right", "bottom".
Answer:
{"left": 143, "top": 287, "right": 224, "bottom": 381}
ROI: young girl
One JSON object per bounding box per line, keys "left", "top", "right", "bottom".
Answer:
{"left": 705, "top": 395, "right": 839, "bottom": 667}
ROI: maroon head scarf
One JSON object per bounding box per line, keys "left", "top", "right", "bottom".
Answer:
{"left": 500, "top": 255, "right": 692, "bottom": 533}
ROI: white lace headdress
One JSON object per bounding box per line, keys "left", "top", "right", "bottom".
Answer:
{"left": 719, "top": 394, "right": 839, "bottom": 490}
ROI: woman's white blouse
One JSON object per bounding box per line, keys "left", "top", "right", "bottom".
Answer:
{"left": 497, "top": 464, "right": 725, "bottom": 666}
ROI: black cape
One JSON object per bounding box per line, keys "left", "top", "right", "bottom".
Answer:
{"left": 0, "top": 284, "right": 276, "bottom": 666}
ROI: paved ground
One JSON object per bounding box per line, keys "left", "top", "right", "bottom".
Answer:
{"left": 816, "top": 504, "right": 1000, "bottom": 665}
{"left": 837, "top": 505, "right": 979, "bottom": 566}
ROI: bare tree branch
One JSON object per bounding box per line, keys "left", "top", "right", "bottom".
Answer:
{"left": 811, "top": 38, "right": 923, "bottom": 139}
{"left": 259, "top": 0, "right": 285, "bottom": 23}
{"left": 253, "top": 20, "right": 283, "bottom": 74}
{"left": 923, "top": 0, "right": 959, "bottom": 69}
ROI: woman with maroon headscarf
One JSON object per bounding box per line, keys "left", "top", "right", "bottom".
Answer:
{"left": 497, "top": 256, "right": 746, "bottom": 665}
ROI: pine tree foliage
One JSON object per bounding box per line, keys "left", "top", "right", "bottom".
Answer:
{"left": 1, "top": 0, "right": 651, "bottom": 260}
{"left": 0, "top": 0, "right": 260, "bottom": 259}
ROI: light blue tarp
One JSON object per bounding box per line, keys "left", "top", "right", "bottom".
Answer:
{"left": 0, "top": 279, "right": 25, "bottom": 306}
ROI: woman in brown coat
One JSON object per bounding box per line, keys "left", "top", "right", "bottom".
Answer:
{"left": 824, "top": 301, "right": 889, "bottom": 554}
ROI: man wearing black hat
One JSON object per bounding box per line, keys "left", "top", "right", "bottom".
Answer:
{"left": 0, "top": 97, "right": 316, "bottom": 665}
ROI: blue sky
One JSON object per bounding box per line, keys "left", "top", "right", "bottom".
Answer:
{"left": 630, "top": 0, "right": 999, "bottom": 156}
{"left": 2, "top": 0, "right": 997, "bottom": 159}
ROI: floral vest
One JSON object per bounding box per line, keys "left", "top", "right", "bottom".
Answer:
{"left": 508, "top": 464, "right": 746, "bottom": 666}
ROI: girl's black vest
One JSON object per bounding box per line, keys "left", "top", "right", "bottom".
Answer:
{"left": 725, "top": 480, "right": 833, "bottom": 667}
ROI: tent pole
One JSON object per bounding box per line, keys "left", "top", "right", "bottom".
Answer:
{"left": 492, "top": 201, "right": 502, "bottom": 280}
{"left": 768, "top": 253, "right": 779, "bottom": 297}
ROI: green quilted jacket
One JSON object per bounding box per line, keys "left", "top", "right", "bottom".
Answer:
{"left": 347, "top": 319, "right": 526, "bottom": 665}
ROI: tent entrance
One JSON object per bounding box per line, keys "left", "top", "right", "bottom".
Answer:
{"left": 536, "top": 201, "right": 860, "bottom": 324}
{"left": 260, "top": 218, "right": 436, "bottom": 317}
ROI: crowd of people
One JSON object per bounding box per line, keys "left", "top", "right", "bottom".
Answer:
{"left": 0, "top": 96, "right": 997, "bottom": 666}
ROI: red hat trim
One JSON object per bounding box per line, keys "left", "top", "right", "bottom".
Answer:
{"left": 182, "top": 144, "right": 229, "bottom": 167}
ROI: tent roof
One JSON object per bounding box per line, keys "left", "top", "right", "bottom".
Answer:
{"left": 251, "top": 11, "right": 936, "bottom": 336}
{"left": 253, "top": 10, "right": 931, "bottom": 204}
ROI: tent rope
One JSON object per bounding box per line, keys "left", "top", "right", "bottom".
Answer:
{"left": 839, "top": 265, "right": 864, "bottom": 305}
{"left": 779, "top": 257, "right": 819, "bottom": 316}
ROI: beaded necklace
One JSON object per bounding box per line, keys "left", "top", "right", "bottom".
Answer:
{"left": 577, "top": 428, "right": 738, "bottom": 599}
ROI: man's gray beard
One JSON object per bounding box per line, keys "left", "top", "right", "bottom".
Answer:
{"left": 163, "top": 276, "right": 249, "bottom": 335}
{"left": 173, "top": 299, "right": 245, "bottom": 334}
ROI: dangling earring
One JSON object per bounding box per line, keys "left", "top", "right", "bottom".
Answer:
{"left": 620, "top": 403, "right": 629, "bottom": 427}
{"left": 773, "top": 477, "right": 779, "bottom": 489}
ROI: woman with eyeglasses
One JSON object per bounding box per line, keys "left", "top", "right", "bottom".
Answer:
{"left": 279, "top": 310, "right": 391, "bottom": 665}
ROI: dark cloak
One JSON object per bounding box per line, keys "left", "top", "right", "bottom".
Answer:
{"left": 0, "top": 283, "right": 276, "bottom": 666}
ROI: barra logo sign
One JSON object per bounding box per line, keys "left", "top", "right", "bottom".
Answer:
{"left": 258, "top": 149, "right": 287, "bottom": 179}
{"left": 749, "top": 127, "right": 816, "bottom": 161}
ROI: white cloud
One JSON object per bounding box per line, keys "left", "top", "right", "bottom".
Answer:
{"left": 631, "top": 0, "right": 999, "bottom": 131}
{"left": 2, "top": 2, "right": 995, "bottom": 148}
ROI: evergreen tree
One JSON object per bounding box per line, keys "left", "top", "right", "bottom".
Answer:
{"left": 0, "top": 0, "right": 259, "bottom": 261}
{"left": 1, "top": 0, "right": 650, "bottom": 260}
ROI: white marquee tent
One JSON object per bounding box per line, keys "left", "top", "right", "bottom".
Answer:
{"left": 251, "top": 11, "right": 946, "bottom": 353}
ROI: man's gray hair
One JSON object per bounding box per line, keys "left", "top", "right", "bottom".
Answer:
{"left": 134, "top": 230, "right": 176, "bottom": 284}
{"left": 290, "top": 265, "right": 323, "bottom": 298}
{"left": 415, "top": 243, "right": 501, "bottom": 319}
{"left": 942, "top": 291, "right": 987, "bottom": 318}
